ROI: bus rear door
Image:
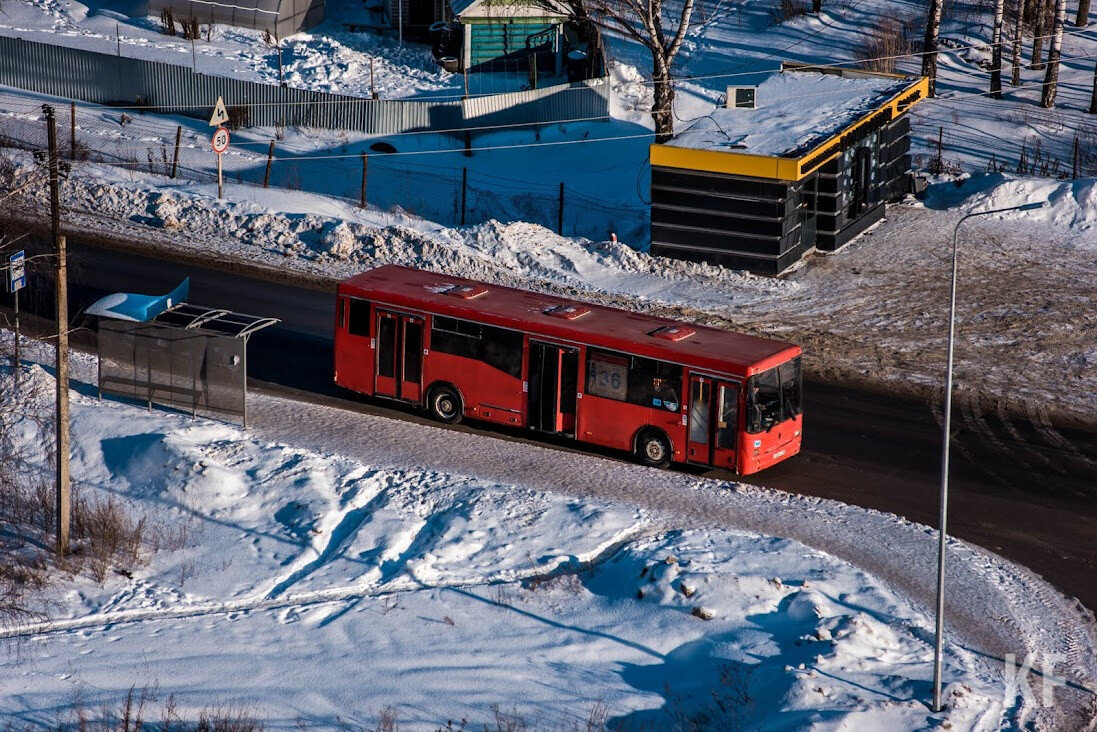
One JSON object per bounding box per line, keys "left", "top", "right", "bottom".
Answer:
{"left": 375, "top": 310, "right": 424, "bottom": 402}
{"left": 337, "top": 297, "right": 375, "bottom": 394}
{"left": 528, "top": 341, "right": 578, "bottom": 436}
{"left": 686, "top": 375, "right": 739, "bottom": 470}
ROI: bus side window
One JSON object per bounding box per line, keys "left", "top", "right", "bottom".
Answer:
{"left": 348, "top": 299, "right": 371, "bottom": 337}
{"left": 628, "top": 357, "right": 682, "bottom": 410}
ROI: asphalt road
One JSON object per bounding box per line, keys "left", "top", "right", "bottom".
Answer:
{"left": 9, "top": 236, "right": 1097, "bottom": 613}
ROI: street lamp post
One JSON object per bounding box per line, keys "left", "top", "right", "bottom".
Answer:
{"left": 932, "top": 200, "right": 1048, "bottom": 713}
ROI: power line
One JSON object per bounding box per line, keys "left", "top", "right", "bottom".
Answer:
{"left": 7, "top": 63, "right": 1095, "bottom": 169}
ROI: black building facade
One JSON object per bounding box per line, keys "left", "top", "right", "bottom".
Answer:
{"left": 649, "top": 65, "right": 927, "bottom": 276}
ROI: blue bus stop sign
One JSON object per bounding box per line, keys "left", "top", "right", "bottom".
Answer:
{"left": 8, "top": 250, "right": 25, "bottom": 293}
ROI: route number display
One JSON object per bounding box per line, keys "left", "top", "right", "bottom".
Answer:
{"left": 211, "top": 127, "right": 230, "bottom": 154}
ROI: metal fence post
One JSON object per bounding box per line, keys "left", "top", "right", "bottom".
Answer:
{"left": 191, "top": 336, "right": 198, "bottom": 418}
{"left": 557, "top": 182, "right": 564, "bottom": 235}
{"left": 360, "top": 153, "right": 368, "bottom": 208}
{"left": 264, "top": 140, "right": 275, "bottom": 188}
{"left": 461, "top": 167, "right": 468, "bottom": 226}
{"left": 241, "top": 338, "right": 248, "bottom": 429}
{"left": 171, "top": 125, "right": 181, "bottom": 179}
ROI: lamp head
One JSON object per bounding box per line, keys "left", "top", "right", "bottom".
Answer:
{"left": 1016, "top": 201, "right": 1049, "bottom": 211}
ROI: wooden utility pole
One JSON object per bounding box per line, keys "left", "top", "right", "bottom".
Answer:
{"left": 44, "top": 105, "right": 70, "bottom": 557}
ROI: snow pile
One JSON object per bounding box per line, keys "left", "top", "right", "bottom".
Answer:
{"left": 0, "top": 355, "right": 1022, "bottom": 730}
{"left": 10, "top": 155, "right": 790, "bottom": 310}
{"left": 921, "top": 173, "right": 1097, "bottom": 232}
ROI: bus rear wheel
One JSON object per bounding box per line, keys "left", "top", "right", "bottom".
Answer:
{"left": 428, "top": 385, "right": 463, "bottom": 424}
{"left": 636, "top": 429, "right": 671, "bottom": 468}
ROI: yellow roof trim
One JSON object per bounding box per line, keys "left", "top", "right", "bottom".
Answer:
{"left": 651, "top": 74, "right": 929, "bottom": 182}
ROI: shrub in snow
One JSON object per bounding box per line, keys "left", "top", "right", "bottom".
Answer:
{"left": 691, "top": 605, "right": 715, "bottom": 620}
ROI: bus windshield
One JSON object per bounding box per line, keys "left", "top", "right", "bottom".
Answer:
{"left": 746, "top": 357, "right": 802, "bottom": 433}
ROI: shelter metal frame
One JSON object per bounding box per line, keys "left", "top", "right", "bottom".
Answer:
{"left": 97, "top": 303, "right": 279, "bottom": 428}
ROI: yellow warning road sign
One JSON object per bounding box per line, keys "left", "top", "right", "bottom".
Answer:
{"left": 209, "top": 96, "right": 229, "bottom": 127}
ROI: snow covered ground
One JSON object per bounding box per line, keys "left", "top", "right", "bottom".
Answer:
{"left": 0, "top": 0, "right": 465, "bottom": 100}
{"left": 2, "top": 345, "right": 1094, "bottom": 729}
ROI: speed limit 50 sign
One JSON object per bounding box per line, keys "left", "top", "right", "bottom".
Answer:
{"left": 211, "top": 127, "right": 230, "bottom": 154}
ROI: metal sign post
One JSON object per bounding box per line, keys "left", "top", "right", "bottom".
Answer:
{"left": 209, "top": 97, "right": 231, "bottom": 199}
{"left": 211, "top": 126, "right": 230, "bottom": 198}
{"left": 8, "top": 250, "right": 25, "bottom": 382}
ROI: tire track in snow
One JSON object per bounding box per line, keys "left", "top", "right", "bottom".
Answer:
{"left": 0, "top": 525, "right": 657, "bottom": 642}
{"left": 262, "top": 472, "right": 394, "bottom": 600}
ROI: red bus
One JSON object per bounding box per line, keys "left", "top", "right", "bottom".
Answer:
{"left": 334, "top": 265, "right": 803, "bottom": 474}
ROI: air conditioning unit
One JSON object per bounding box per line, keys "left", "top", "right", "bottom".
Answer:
{"left": 725, "top": 86, "right": 757, "bottom": 109}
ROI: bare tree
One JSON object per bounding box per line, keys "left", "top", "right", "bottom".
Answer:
{"left": 1077, "top": 0, "right": 1091, "bottom": 26}
{"left": 1011, "top": 0, "right": 1026, "bottom": 85}
{"left": 1090, "top": 59, "right": 1097, "bottom": 112}
{"left": 922, "top": 0, "right": 945, "bottom": 96}
{"left": 550, "top": 0, "right": 695, "bottom": 141}
{"left": 991, "top": 0, "right": 1006, "bottom": 97}
{"left": 1040, "top": 0, "right": 1066, "bottom": 107}
{"left": 1031, "top": 0, "right": 1049, "bottom": 69}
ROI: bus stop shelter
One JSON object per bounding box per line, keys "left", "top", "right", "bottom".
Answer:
{"left": 94, "top": 286, "right": 278, "bottom": 427}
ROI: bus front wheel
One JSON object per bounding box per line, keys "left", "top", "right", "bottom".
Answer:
{"left": 428, "top": 385, "right": 463, "bottom": 424}
{"left": 636, "top": 429, "right": 671, "bottom": 468}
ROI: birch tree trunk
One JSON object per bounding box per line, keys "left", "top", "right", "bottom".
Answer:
{"left": 545, "top": 0, "right": 693, "bottom": 140}
{"left": 1011, "top": 0, "right": 1026, "bottom": 85}
{"left": 1076, "top": 0, "right": 1091, "bottom": 26}
{"left": 922, "top": 0, "right": 945, "bottom": 96}
{"left": 1040, "top": 0, "right": 1066, "bottom": 107}
{"left": 1089, "top": 60, "right": 1097, "bottom": 113}
{"left": 1031, "top": 0, "right": 1047, "bottom": 69}
{"left": 652, "top": 58, "right": 676, "bottom": 143}
{"left": 991, "top": 0, "right": 1006, "bottom": 97}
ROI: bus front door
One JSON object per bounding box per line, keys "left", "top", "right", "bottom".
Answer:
{"left": 528, "top": 341, "right": 578, "bottom": 436}
{"left": 375, "top": 310, "right": 424, "bottom": 402}
{"left": 686, "top": 376, "right": 739, "bottom": 471}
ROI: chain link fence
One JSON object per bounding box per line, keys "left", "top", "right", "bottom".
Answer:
{"left": 0, "top": 93, "right": 650, "bottom": 245}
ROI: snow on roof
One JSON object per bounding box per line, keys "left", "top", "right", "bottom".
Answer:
{"left": 451, "top": 0, "right": 568, "bottom": 19}
{"left": 341, "top": 265, "right": 800, "bottom": 375}
{"left": 85, "top": 278, "right": 190, "bottom": 322}
{"left": 668, "top": 70, "right": 914, "bottom": 158}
